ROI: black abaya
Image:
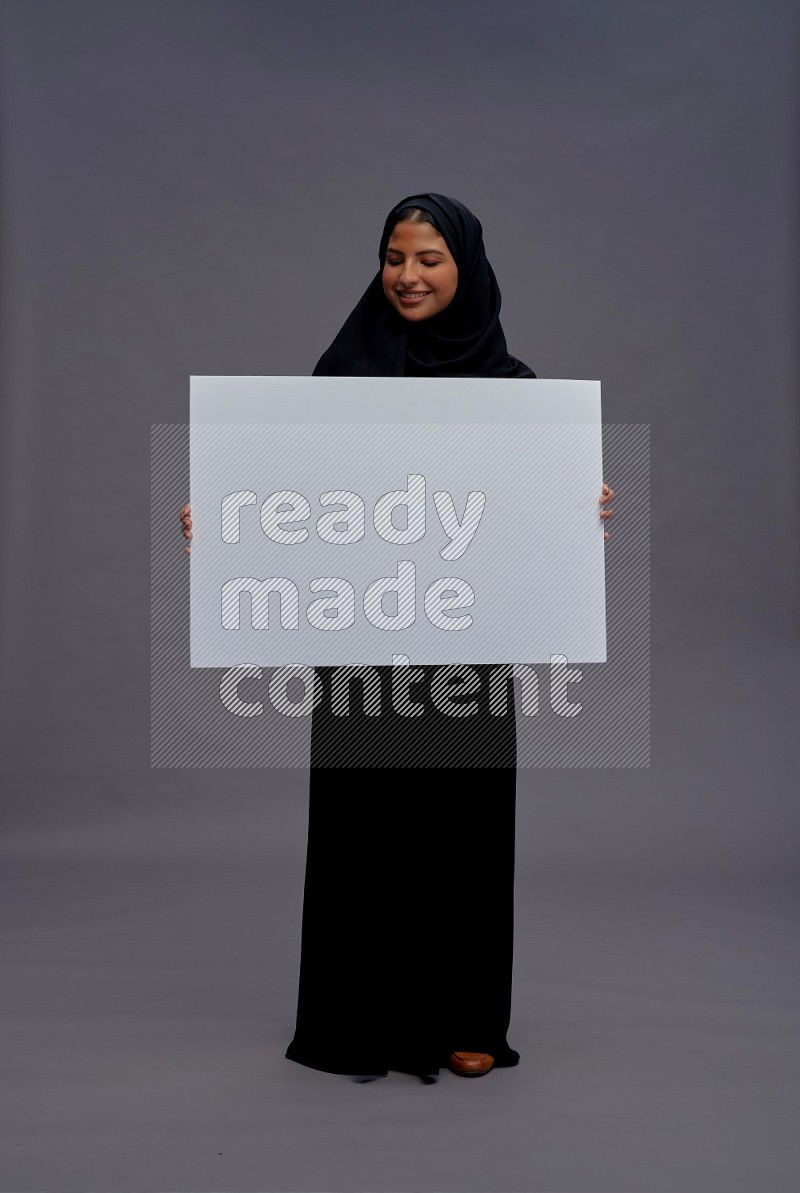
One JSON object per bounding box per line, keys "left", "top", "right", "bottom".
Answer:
{"left": 285, "top": 665, "right": 520, "bottom": 1077}
{"left": 285, "top": 193, "right": 534, "bottom": 1077}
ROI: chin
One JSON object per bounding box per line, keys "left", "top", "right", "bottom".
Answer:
{"left": 393, "top": 302, "right": 438, "bottom": 322}
{"left": 398, "top": 309, "right": 431, "bottom": 322}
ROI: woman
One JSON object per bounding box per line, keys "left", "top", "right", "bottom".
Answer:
{"left": 180, "top": 192, "right": 615, "bottom": 1083}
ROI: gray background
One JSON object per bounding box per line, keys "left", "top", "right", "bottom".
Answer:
{"left": 0, "top": 1, "right": 798, "bottom": 1190}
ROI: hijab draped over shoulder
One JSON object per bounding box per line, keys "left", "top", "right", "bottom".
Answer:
{"left": 312, "top": 192, "right": 536, "bottom": 379}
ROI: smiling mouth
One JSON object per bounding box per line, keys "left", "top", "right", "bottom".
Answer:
{"left": 397, "top": 290, "right": 431, "bottom": 302}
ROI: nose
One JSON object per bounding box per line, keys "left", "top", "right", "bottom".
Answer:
{"left": 398, "top": 262, "right": 421, "bottom": 288}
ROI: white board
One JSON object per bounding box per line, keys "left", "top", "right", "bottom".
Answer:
{"left": 189, "top": 376, "right": 606, "bottom": 666}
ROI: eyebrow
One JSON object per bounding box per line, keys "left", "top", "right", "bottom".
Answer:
{"left": 385, "top": 247, "right": 446, "bottom": 256}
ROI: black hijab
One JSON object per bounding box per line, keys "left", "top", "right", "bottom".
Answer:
{"left": 312, "top": 192, "right": 536, "bottom": 379}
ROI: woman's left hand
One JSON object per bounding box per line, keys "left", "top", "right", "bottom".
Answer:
{"left": 599, "top": 483, "right": 615, "bottom": 540}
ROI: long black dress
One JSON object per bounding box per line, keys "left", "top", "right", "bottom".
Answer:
{"left": 286, "top": 664, "right": 519, "bottom": 1077}
{"left": 285, "top": 193, "right": 534, "bottom": 1077}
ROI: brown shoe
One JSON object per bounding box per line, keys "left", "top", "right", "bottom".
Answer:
{"left": 447, "top": 1051, "right": 495, "bottom": 1077}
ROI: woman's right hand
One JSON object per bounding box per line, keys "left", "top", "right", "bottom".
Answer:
{"left": 180, "top": 503, "right": 192, "bottom": 554}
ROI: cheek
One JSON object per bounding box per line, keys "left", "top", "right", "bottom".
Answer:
{"left": 447, "top": 269, "right": 458, "bottom": 295}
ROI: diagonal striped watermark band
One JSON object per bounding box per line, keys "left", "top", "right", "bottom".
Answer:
{"left": 151, "top": 424, "right": 649, "bottom": 769}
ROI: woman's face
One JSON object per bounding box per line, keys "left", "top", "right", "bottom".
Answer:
{"left": 382, "top": 219, "right": 458, "bottom": 321}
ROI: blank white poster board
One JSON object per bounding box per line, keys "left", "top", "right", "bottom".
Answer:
{"left": 189, "top": 376, "right": 606, "bottom": 666}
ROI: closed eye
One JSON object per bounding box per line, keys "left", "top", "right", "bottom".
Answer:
{"left": 386, "top": 259, "right": 441, "bottom": 268}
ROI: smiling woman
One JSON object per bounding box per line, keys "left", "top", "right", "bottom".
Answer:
{"left": 284, "top": 193, "right": 537, "bottom": 1083}
{"left": 179, "top": 191, "right": 615, "bottom": 1083}
{"left": 382, "top": 216, "right": 459, "bottom": 319}
{"left": 309, "top": 193, "right": 537, "bottom": 379}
